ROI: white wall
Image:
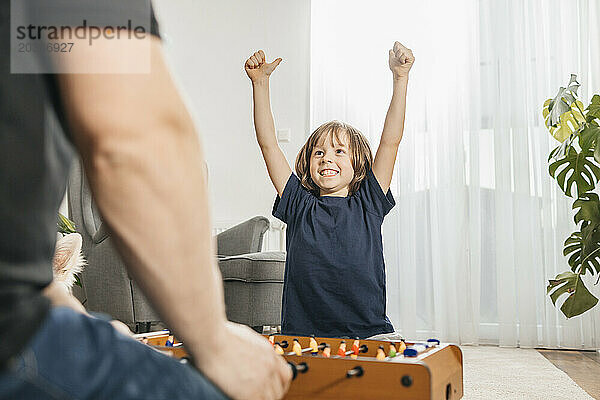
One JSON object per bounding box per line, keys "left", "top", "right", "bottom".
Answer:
{"left": 152, "top": 0, "right": 311, "bottom": 225}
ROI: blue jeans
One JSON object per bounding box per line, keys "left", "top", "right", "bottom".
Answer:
{"left": 0, "top": 307, "right": 229, "bottom": 399}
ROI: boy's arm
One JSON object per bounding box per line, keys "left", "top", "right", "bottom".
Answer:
{"left": 373, "top": 42, "right": 415, "bottom": 193}
{"left": 245, "top": 50, "right": 292, "bottom": 197}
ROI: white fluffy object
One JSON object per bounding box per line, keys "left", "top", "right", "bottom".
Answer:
{"left": 52, "top": 233, "right": 86, "bottom": 293}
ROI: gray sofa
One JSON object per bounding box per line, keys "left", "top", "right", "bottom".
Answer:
{"left": 68, "top": 160, "right": 285, "bottom": 333}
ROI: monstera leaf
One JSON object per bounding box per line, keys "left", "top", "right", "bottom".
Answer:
{"left": 546, "top": 74, "right": 581, "bottom": 127}
{"left": 578, "top": 124, "right": 600, "bottom": 150}
{"left": 576, "top": 124, "right": 600, "bottom": 165}
{"left": 547, "top": 122, "right": 598, "bottom": 162}
{"left": 587, "top": 95, "right": 600, "bottom": 123}
{"left": 549, "top": 147, "right": 600, "bottom": 197}
{"left": 543, "top": 99, "right": 586, "bottom": 143}
{"left": 548, "top": 132, "right": 577, "bottom": 161}
{"left": 573, "top": 192, "right": 600, "bottom": 226}
{"left": 547, "top": 271, "right": 599, "bottom": 318}
{"left": 563, "top": 225, "right": 600, "bottom": 276}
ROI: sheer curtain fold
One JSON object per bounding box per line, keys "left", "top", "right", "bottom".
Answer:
{"left": 311, "top": 0, "right": 600, "bottom": 348}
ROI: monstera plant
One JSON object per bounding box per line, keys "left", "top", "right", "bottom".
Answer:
{"left": 544, "top": 74, "right": 600, "bottom": 318}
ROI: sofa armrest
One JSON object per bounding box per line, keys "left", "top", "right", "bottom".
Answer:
{"left": 216, "top": 216, "right": 270, "bottom": 257}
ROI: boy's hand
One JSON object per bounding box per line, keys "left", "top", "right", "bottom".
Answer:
{"left": 389, "top": 41, "right": 414, "bottom": 80}
{"left": 245, "top": 50, "right": 282, "bottom": 83}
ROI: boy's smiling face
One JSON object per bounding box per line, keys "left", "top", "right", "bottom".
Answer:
{"left": 309, "top": 131, "right": 354, "bottom": 197}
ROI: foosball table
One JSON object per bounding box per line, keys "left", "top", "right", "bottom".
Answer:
{"left": 135, "top": 331, "right": 463, "bottom": 399}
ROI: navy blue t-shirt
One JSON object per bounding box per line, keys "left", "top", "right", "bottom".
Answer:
{"left": 273, "top": 169, "right": 395, "bottom": 338}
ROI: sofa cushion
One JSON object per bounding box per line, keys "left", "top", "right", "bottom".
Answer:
{"left": 219, "top": 251, "right": 285, "bottom": 282}
{"left": 218, "top": 251, "right": 285, "bottom": 326}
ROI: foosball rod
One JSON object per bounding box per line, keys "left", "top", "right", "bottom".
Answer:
{"left": 287, "top": 361, "right": 364, "bottom": 381}
{"left": 287, "top": 361, "right": 308, "bottom": 380}
{"left": 342, "top": 345, "right": 368, "bottom": 357}
{"left": 284, "top": 343, "right": 368, "bottom": 357}
{"left": 285, "top": 344, "right": 327, "bottom": 356}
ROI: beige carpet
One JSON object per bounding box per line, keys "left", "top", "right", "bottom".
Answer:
{"left": 462, "top": 345, "right": 593, "bottom": 399}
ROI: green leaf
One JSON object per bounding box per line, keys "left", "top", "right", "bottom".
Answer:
{"left": 548, "top": 133, "right": 576, "bottom": 161}
{"left": 547, "top": 271, "right": 577, "bottom": 303}
{"left": 549, "top": 147, "right": 600, "bottom": 197}
{"left": 543, "top": 99, "right": 585, "bottom": 143}
{"left": 587, "top": 94, "right": 600, "bottom": 123}
{"left": 74, "top": 274, "right": 83, "bottom": 288}
{"left": 547, "top": 271, "right": 599, "bottom": 318}
{"left": 578, "top": 125, "right": 600, "bottom": 153}
{"left": 57, "top": 213, "right": 76, "bottom": 235}
{"left": 561, "top": 276, "right": 598, "bottom": 317}
{"left": 594, "top": 142, "right": 600, "bottom": 164}
{"left": 573, "top": 192, "right": 600, "bottom": 226}
{"left": 563, "top": 225, "right": 600, "bottom": 276}
{"left": 577, "top": 124, "right": 600, "bottom": 166}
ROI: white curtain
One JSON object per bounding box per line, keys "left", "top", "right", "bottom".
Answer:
{"left": 311, "top": 0, "right": 600, "bottom": 348}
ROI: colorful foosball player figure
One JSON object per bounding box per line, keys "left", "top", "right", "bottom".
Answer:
{"left": 309, "top": 336, "right": 319, "bottom": 356}
{"left": 337, "top": 341, "right": 346, "bottom": 357}
{"left": 376, "top": 345, "right": 386, "bottom": 360}
{"left": 165, "top": 335, "right": 175, "bottom": 347}
{"left": 351, "top": 339, "right": 360, "bottom": 359}
{"left": 292, "top": 339, "right": 302, "bottom": 356}
{"left": 388, "top": 343, "right": 397, "bottom": 358}
{"left": 274, "top": 342, "right": 284, "bottom": 355}
{"left": 403, "top": 344, "right": 427, "bottom": 357}
{"left": 269, "top": 335, "right": 275, "bottom": 347}
{"left": 142, "top": 338, "right": 149, "bottom": 345}
{"left": 398, "top": 339, "right": 407, "bottom": 353}
{"left": 322, "top": 344, "right": 331, "bottom": 358}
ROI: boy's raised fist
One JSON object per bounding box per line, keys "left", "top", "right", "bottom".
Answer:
{"left": 389, "top": 41, "right": 414, "bottom": 79}
{"left": 245, "top": 50, "right": 282, "bottom": 82}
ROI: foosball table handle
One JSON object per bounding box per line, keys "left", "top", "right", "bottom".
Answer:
{"left": 288, "top": 361, "right": 309, "bottom": 380}
{"left": 346, "top": 366, "right": 364, "bottom": 378}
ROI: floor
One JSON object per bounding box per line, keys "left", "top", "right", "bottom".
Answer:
{"left": 538, "top": 349, "right": 600, "bottom": 399}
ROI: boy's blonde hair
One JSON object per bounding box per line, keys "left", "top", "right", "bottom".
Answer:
{"left": 295, "top": 121, "right": 373, "bottom": 196}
